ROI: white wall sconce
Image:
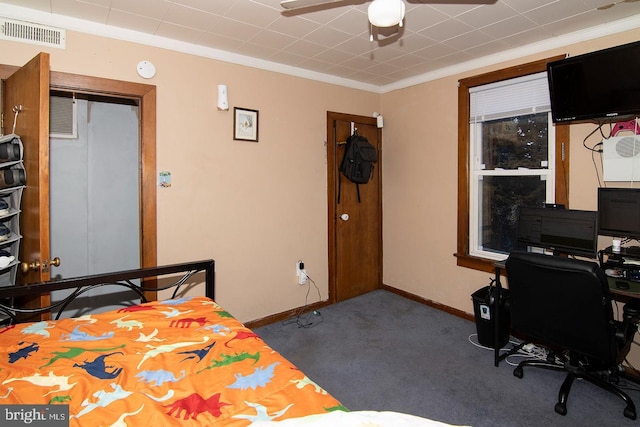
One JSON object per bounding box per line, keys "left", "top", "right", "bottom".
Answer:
{"left": 217, "top": 84, "right": 229, "bottom": 111}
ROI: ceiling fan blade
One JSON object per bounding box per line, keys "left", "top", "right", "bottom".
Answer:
{"left": 280, "top": 0, "right": 349, "bottom": 10}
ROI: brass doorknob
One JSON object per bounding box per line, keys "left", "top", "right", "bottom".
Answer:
{"left": 21, "top": 260, "right": 39, "bottom": 273}
{"left": 20, "top": 257, "right": 61, "bottom": 273}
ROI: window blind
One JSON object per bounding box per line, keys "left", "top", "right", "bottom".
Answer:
{"left": 470, "top": 72, "right": 550, "bottom": 122}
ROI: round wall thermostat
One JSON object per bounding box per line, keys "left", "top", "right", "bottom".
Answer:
{"left": 136, "top": 60, "right": 156, "bottom": 79}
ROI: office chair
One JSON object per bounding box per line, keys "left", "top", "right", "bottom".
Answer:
{"left": 505, "top": 251, "right": 640, "bottom": 420}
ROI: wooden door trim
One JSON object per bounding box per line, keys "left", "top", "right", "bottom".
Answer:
{"left": 326, "top": 111, "right": 383, "bottom": 304}
{"left": 1, "top": 65, "right": 157, "bottom": 298}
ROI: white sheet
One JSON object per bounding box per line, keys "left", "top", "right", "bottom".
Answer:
{"left": 253, "top": 410, "right": 470, "bottom": 427}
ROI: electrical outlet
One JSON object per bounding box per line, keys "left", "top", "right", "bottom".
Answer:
{"left": 296, "top": 260, "right": 307, "bottom": 285}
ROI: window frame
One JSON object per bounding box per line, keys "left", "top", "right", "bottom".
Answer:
{"left": 456, "top": 56, "right": 569, "bottom": 273}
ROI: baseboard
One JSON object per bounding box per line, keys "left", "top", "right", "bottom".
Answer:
{"left": 245, "top": 300, "right": 329, "bottom": 330}
{"left": 381, "top": 284, "right": 475, "bottom": 323}
{"left": 246, "top": 285, "right": 474, "bottom": 330}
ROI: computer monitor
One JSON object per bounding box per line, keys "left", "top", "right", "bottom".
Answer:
{"left": 516, "top": 207, "right": 598, "bottom": 258}
{"left": 597, "top": 187, "right": 640, "bottom": 240}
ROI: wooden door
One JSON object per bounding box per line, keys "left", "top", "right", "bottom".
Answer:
{"left": 327, "top": 112, "right": 382, "bottom": 302}
{"left": 2, "top": 53, "right": 51, "bottom": 315}
{"left": 1, "top": 54, "right": 157, "bottom": 314}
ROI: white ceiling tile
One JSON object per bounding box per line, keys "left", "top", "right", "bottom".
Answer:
{"left": 401, "top": 6, "right": 450, "bottom": 32}
{"left": 341, "top": 54, "right": 378, "bottom": 70}
{"left": 236, "top": 41, "right": 279, "bottom": 59}
{"left": 313, "top": 47, "right": 356, "bottom": 64}
{"left": 325, "top": 9, "right": 369, "bottom": 36}
{"left": 267, "top": 15, "right": 317, "bottom": 38}
{"left": 444, "top": 30, "right": 495, "bottom": 51}
{"left": 163, "top": 3, "right": 221, "bottom": 32}
{"left": 303, "top": 26, "right": 353, "bottom": 47}
{"left": 500, "top": 0, "right": 558, "bottom": 14}
{"left": 524, "top": 1, "right": 591, "bottom": 26}
{"left": 107, "top": 9, "right": 161, "bottom": 35}
{"left": 456, "top": 2, "right": 519, "bottom": 29}
{"left": 10, "top": 0, "right": 50, "bottom": 11}
{"left": 210, "top": 16, "right": 262, "bottom": 42}
{"left": 283, "top": 38, "right": 328, "bottom": 56}
{"left": 110, "top": 0, "right": 171, "bottom": 20}
{"left": 427, "top": 2, "right": 484, "bottom": 18}
{"left": 267, "top": 50, "right": 306, "bottom": 67}
{"left": 51, "top": 0, "right": 109, "bottom": 23}
{"left": 542, "top": 10, "right": 608, "bottom": 36}
{"left": 247, "top": 29, "right": 298, "bottom": 49}
{"left": 198, "top": 31, "right": 245, "bottom": 52}
{"left": 225, "top": 0, "right": 280, "bottom": 28}
{"left": 500, "top": 27, "right": 554, "bottom": 48}
{"left": 481, "top": 15, "right": 537, "bottom": 39}
{"left": 388, "top": 53, "right": 430, "bottom": 69}
{"left": 295, "top": 56, "right": 335, "bottom": 72}
{"left": 418, "top": 18, "right": 475, "bottom": 42}
{"left": 412, "top": 42, "right": 458, "bottom": 60}
{"left": 155, "top": 21, "right": 207, "bottom": 45}
{"left": 333, "top": 34, "right": 377, "bottom": 56}
{"left": 79, "top": 0, "right": 112, "bottom": 7}
{"left": 168, "top": 0, "right": 235, "bottom": 16}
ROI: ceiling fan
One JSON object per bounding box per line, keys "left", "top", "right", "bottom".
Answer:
{"left": 280, "top": 0, "right": 497, "bottom": 29}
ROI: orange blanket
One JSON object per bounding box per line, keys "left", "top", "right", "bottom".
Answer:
{"left": 0, "top": 296, "right": 344, "bottom": 426}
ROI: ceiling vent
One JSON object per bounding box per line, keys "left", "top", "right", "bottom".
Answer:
{"left": 0, "top": 17, "right": 66, "bottom": 49}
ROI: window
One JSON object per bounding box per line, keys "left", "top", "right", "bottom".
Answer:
{"left": 457, "top": 57, "right": 569, "bottom": 272}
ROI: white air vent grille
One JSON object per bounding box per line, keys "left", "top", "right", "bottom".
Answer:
{"left": 0, "top": 17, "right": 66, "bottom": 49}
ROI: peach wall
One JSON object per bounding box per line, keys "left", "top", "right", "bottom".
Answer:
{"left": 0, "top": 31, "right": 380, "bottom": 322}
{"left": 381, "top": 29, "right": 640, "bottom": 317}
{"left": 2, "top": 24, "right": 640, "bottom": 328}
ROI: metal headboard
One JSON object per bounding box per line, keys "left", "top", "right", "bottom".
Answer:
{"left": 0, "top": 259, "right": 215, "bottom": 325}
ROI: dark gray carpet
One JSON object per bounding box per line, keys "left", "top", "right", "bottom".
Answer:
{"left": 255, "top": 289, "right": 640, "bottom": 426}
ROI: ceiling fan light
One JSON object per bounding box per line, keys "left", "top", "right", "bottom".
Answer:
{"left": 368, "top": 0, "right": 405, "bottom": 28}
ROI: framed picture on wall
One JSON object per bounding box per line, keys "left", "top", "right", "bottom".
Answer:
{"left": 233, "top": 107, "right": 259, "bottom": 142}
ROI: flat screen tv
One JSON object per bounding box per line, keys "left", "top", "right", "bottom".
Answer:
{"left": 598, "top": 187, "right": 640, "bottom": 240}
{"left": 547, "top": 40, "right": 640, "bottom": 123}
{"left": 516, "top": 207, "right": 598, "bottom": 258}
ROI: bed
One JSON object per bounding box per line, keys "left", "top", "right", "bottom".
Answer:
{"left": 0, "top": 260, "right": 347, "bottom": 426}
{"left": 0, "top": 260, "right": 466, "bottom": 427}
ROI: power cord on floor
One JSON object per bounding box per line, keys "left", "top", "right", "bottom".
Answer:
{"left": 468, "top": 333, "right": 557, "bottom": 366}
{"left": 282, "top": 272, "right": 324, "bottom": 328}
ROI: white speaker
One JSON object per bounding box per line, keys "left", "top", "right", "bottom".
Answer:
{"left": 603, "top": 134, "right": 640, "bottom": 181}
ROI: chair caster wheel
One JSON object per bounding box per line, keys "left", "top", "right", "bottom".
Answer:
{"left": 513, "top": 367, "right": 523, "bottom": 378}
{"left": 623, "top": 407, "right": 636, "bottom": 420}
{"left": 554, "top": 402, "right": 567, "bottom": 416}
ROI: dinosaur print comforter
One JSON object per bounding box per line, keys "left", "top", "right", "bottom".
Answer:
{"left": 0, "top": 296, "right": 344, "bottom": 426}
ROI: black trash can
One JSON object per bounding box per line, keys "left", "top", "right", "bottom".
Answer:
{"left": 471, "top": 284, "right": 510, "bottom": 349}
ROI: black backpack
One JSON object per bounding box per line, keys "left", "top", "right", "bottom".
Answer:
{"left": 338, "top": 132, "right": 378, "bottom": 202}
